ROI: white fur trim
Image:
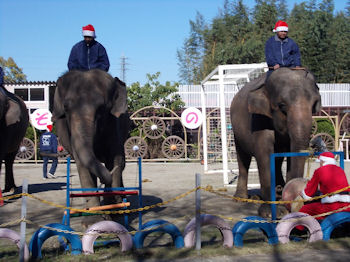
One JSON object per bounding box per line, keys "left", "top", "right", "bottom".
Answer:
{"left": 82, "top": 30, "right": 96, "bottom": 38}
{"left": 319, "top": 155, "right": 337, "bottom": 165}
{"left": 321, "top": 194, "right": 350, "bottom": 204}
{"left": 273, "top": 26, "right": 288, "bottom": 32}
{"left": 301, "top": 190, "right": 312, "bottom": 200}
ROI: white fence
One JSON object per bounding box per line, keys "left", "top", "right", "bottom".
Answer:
{"left": 177, "top": 83, "right": 350, "bottom": 108}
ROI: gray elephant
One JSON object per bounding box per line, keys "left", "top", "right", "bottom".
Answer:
{"left": 230, "top": 68, "right": 321, "bottom": 217}
{"left": 0, "top": 87, "right": 29, "bottom": 193}
{"left": 53, "top": 69, "right": 130, "bottom": 222}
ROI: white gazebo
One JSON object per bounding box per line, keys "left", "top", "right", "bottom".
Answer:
{"left": 200, "top": 63, "right": 268, "bottom": 186}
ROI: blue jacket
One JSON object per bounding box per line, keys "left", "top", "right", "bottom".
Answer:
{"left": 67, "top": 40, "right": 110, "bottom": 72}
{"left": 40, "top": 132, "right": 58, "bottom": 153}
{"left": 265, "top": 35, "right": 301, "bottom": 68}
{"left": 0, "top": 66, "right": 4, "bottom": 86}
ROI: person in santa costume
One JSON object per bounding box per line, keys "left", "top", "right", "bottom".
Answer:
{"left": 68, "top": 24, "right": 110, "bottom": 72}
{"left": 265, "top": 20, "right": 301, "bottom": 74}
{"left": 299, "top": 152, "right": 350, "bottom": 219}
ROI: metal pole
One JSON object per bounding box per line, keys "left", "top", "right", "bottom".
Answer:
{"left": 66, "top": 157, "right": 71, "bottom": 226}
{"left": 138, "top": 157, "right": 143, "bottom": 230}
{"left": 270, "top": 154, "right": 277, "bottom": 222}
{"left": 195, "top": 173, "right": 201, "bottom": 250}
{"left": 20, "top": 179, "right": 28, "bottom": 262}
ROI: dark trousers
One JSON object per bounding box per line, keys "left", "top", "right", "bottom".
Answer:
{"left": 42, "top": 155, "right": 58, "bottom": 178}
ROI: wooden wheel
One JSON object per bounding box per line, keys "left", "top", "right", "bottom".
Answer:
{"left": 161, "top": 136, "right": 185, "bottom": 159}
{"left": 16, "top": 138, "right": 35, "bottom": 160}
{"left": 142, "top": 116, "right": 166, "bottom": 139}
{"left": 310, "top": 133, "right": 335, "bottom": 152}
{"left": 124, "top": 136, "right": 148, "bottom": 159}
{"left": 311, "top": 119, "right": 318, "bottom": 136}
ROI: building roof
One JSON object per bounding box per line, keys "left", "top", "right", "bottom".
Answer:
{"left": 4, "top": 81, "right": 57, "bottom": 86}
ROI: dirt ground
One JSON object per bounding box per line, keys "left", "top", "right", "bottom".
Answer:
{"left": 1, "top": 160, "right": 350, "bottom": 261}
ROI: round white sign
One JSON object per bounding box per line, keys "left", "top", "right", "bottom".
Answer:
{"left": 30, "top": 109, "right": 52, "bottom": 130}
{"left": 181, "top": 107, "right": 203, "bottom": 129}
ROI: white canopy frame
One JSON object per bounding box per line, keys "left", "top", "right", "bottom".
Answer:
{"left": 200, "top": 63, "right": 268, "bottom": 186}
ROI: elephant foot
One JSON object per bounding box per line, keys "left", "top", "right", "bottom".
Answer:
{"left": 258, "top": 204, "right": 289, "bottom": 219}
{"left": 234, "top": 190, "right": 248, "bottom": 201}
{"left": 3, "top": 186, "right": 17, "bottom": 194}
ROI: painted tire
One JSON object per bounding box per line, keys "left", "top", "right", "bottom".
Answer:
{"left": 276, "top": 212, "right": 323, "bottom": 244}
{"left": 82, "top": 221, "right": 132, "bottom": 253}
{"left": 321, "top": 212, "right": 350, "bottom": 241}
{"left": 29, "top": 223, "right": 82, "bottom": 259}
{"left": 0, "top": 228, "right": 30, "bottom": 261}
{"left": 183, "top": 214, "right": 233, "bottom": 248}
{"left": 232, "top": 216, "right": 278, "bottom": 247}
{"left": 133, "top": 219, "right": 184, "bottom": 249}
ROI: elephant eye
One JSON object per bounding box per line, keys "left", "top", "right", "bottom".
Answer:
{"left": 278, "top": 102, "right": 287, "bottom": 115}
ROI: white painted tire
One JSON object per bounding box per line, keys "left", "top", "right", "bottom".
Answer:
{"left": 0, "top": 228, "right": 29, "bottom": 261}
{"left": 276, "top": 212, "right": 323, "bottom": 244}
{"left": 183, "top": 214, "right": 233, "bottom": 248}
{"left": 82, "top": 221, "right": 132, "bottom": 254}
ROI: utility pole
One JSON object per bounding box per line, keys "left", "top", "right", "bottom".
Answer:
{"left": 120, "top": 54, "right": 129, "bottom": 83}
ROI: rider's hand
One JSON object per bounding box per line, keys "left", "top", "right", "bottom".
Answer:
{"left": 273, "top": 64, "right": 280, "bottom": 70}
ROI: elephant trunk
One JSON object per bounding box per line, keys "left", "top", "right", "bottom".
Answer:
{"left": 70, "top": 112, "right": 112, "bottom": 185}
{"left": 287, "top": 102, "right": 313, "bottom": 181}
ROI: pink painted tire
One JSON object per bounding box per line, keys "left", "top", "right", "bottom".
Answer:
{"left": 82, "top": 221, "right": 132, "bottom": 254}
{"left": 276, "top": 212, "right": 323, "bottom": 244}
{"left": 0, "top": 228, "right": 29, "bottom": 261}
{"left": 183, "top": 214, "right": 233, "bottom": 248}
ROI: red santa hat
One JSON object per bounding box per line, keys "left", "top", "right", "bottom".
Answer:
{"left": 273, "top": 20, "right": 289, "bottom": 32}
{"left": 82, "top": 24, "right": 96, "bottom": 38}
{"left": 316, "top": 152, "right": 337, "bottom": 165}
{"left": 47, "top": 125, "right": 53, "bottom": 132}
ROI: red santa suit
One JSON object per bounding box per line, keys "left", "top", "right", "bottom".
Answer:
{"left": 299, "top": 152, "right": 350, "bottom": 219}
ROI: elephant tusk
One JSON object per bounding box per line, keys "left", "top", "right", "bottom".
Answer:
{"left": 110, "top": 165, "right": 119, "bottom": 175}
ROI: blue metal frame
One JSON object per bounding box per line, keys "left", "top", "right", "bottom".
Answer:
{"left": 63, "top": 157, "right": 143, "bottom": 230}
{"left": 270, "top": 151, "right": 344, "bottom": 222}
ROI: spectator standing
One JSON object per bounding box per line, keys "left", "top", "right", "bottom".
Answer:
{"left": 40, "top": 125, "right": 58, "bottom": 180}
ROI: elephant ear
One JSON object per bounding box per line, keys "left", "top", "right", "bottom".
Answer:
{"left": 247, "top": 85, "right": 272, "bottom": 118}
{"left": 5, "top": 99, "right": 21, "bottom": 126}
{"left": 110, "top": 77, "right": 127, "bottom": 118}
{"left": 52, "top": 77, "right": 66, "bottom": 120}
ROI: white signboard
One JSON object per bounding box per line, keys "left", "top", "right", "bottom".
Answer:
{"left": 30, "top": 109, "right": 52, "bottom": 130}
{"left": 181, "top": 107, "right": 203, "bottom": 129}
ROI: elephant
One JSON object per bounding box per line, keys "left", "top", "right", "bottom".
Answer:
{"left": 230, "top": 67, "right": 321, "bottom": 218}
{"left": 0, "top": 86, "right": 29, "bottom": 193}
{"left": 53, "top": 69, "right": 130, "bottom": 224}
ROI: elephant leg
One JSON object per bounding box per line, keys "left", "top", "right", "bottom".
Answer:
{"left": 234, "top": 144, "right": 251, "bottom": 199}
{"left": 4, "top": 152, "right": 16, "bottom": 193}
{"left": 104, "top": 155, "right": 125, "bottom": 205}
{"left": 74, "top": 157, "right": 100, "bottom": 208}
{"left": 275, "top": 157, "right": 285, "bottom": 198}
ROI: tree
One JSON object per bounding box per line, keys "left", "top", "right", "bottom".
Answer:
{"left": 177, "top": 12, "right": 207, "bottom": 84}
{"left": 0, "top": 57, "right": 27, "bottom": 82}
{"left": 127, "top": 72, "right": 185, "bottom": 113}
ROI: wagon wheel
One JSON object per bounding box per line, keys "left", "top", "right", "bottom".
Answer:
{"left": 16, "top": 138, "right": 35, "bottom": 160}
{"left": 310, "top": 133, "right": 335, "bottom": 152}
{"left": 124, "top": 136, "right": 148, "bottom": 159}
{"left": 142, "top": 116, "right": 166, "bottom": 139}
{"left": 311, "top": 119, "right": 318, "bottom": 136}
{"left": 161, "top": 136, "right": 185, "bottom": 159}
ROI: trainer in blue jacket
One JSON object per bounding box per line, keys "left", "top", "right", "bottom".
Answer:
{"left": 68, "top": 24, "right": 110, "bottom": 72}
{"left": 265, "top": 20, "right": 301, "bottom": 73}
{"left": 39, "top": 125, "right": 58, "bottom": 179}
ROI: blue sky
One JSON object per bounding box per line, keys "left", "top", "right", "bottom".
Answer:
{"left": 0, "top": 0, "right": 347, "bottom": 85}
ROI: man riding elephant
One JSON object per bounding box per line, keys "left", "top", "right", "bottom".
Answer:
{"left": 68, "top": 24, "right": 110, "bottom": 72}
